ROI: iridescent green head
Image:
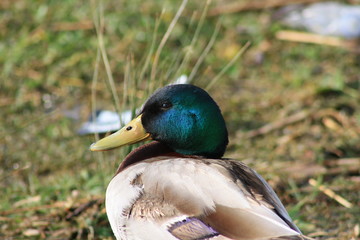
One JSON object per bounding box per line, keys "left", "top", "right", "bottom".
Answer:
{"left": 141, "top": 84, "right": 228, "bottom": 158}
{"left": 90, "top": 84, "right": 228, "bottom": 159}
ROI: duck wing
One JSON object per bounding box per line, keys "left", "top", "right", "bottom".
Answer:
{"left": 106, "top": 157, "right": 304, "bottom": 240}
{"left": 215, "top": 160, "right": 301, "bottom": 233}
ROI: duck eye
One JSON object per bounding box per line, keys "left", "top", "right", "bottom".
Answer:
{"left": 160, "top": 102, "right": 172, "bottom": 110}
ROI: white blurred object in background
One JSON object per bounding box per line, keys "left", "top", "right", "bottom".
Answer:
{"left": 78, "top": 75, "right": 189, "bottom": 135}
{"left": 276, "top": 2, "right": 360, "bottom": 39}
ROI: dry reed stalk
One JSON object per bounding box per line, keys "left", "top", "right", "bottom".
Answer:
{"left": 309, "top": 178, "right": 353, "bottom": 208}
{"left": 276, "top": 31, "right": 359, "bottom": 52}
{"left": 208, "top": 0, "right": 323, "bottom": 16}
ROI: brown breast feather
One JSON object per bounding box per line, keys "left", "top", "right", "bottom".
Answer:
{"left": 113, "top": 142, "right": 305, "bottom": 239}
{"left": 115, "top": 141, "right": 183, "bottom": 174}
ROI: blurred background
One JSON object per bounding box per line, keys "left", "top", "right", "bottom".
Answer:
{"left": 0, "top": 0, "right": 359, "bottom": 239}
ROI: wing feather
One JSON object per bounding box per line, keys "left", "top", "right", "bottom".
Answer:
{"left": 107, "top": 157, "right": 303, "bottom": 240}
{"left": 139, "top": 158, "right": 300, "bottom": 239}
{"left": 217, "top": 160, "right": 301, "bottom": 233}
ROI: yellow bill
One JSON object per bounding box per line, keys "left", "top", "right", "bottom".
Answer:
{"left": 90, "top": 114, "right": 151, "bottom": 151}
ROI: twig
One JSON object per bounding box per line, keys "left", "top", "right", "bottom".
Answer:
{"left": 1, "top": 198, "right": 104, "bottom": 216}
{"left": 279, "top": 163, "right": 327, "bottom": 181}
{"left": 309, "top": 178, "right": 353, "bottom": 208}
{"left": 1, "top": 201, "right": 67, "bottom": 215}
{"left": 326, "top": 157, "right": 360, "bottom": 176}
{"left": 271, "top": 158, "right": 359, "bottom": 190}
{"left": 240, "top": 107, "right": 359, "bottom": 139}
{"left": 276, "top": 31, "right": 360, "bottom": 52}
{"left": 208, "top": 0, "right": 323, "bottom": 16}
{"left": 283, "top": 160, "right": 359, "bottom": 179}
{"left": 289, "top": 182, "right": 360, "bottom": 195}
{"left": 325, "top": 158, "right": 360, "bottom": 168}
{"left": 243, "top": 110, "right": 311, "bottom": 139}
{"left": 65, "top": 199, "right": 102, "bottom": 220}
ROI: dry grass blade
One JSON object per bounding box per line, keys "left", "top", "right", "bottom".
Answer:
{"left": 309, "top": 178, "right": 354, "bottom": 208}
{"left": 206, "top": 41, "right": 251, "bottom": 90}
{"left": 208, "top": 0, "right": 323, "bottom": 16}
{"left": 188, "top": 19, "right": 221, "bottom": 84}
{"left": 139, "top": 17, "right": 161, "bottom": 90}
{"left": 91, "top": 0, "right": 121, "bottom": 113}
{"left": 276, "top": 31, "right": 360, "bottom": 52}
{"left": 91, "top": 17, "right": 107, "bottom": 186}
{"left": 174, "top": 0, "right": 211, "bottom": 79}
{"left": 150, "top": 0, "right": 188, "bottom": 88}
{"left": 91, "top": 48, "right": 101, "bottom": 142}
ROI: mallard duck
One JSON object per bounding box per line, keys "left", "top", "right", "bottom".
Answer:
{"left": 90, "top": 84, "right": 306, "bottom": 240}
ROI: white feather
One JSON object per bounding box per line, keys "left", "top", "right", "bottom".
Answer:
{"left": 125, "top": 219, "right": 179, "bottom": 240}
{"left": 106, "top": 163, "right": 146, "bottom": 240}
{"left": 141, "top": 158, "right": 251, "bottom": 210}
{"left": 106, "top": 157, "right": 299, "bottom": 239}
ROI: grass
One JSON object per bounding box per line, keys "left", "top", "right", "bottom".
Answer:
{"left": 1, "top": 0, "right": 359, "bottom": 239}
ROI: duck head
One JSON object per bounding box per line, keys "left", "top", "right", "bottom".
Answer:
{"left": 90, "top": 84, "right": 228, "bottom": 158}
